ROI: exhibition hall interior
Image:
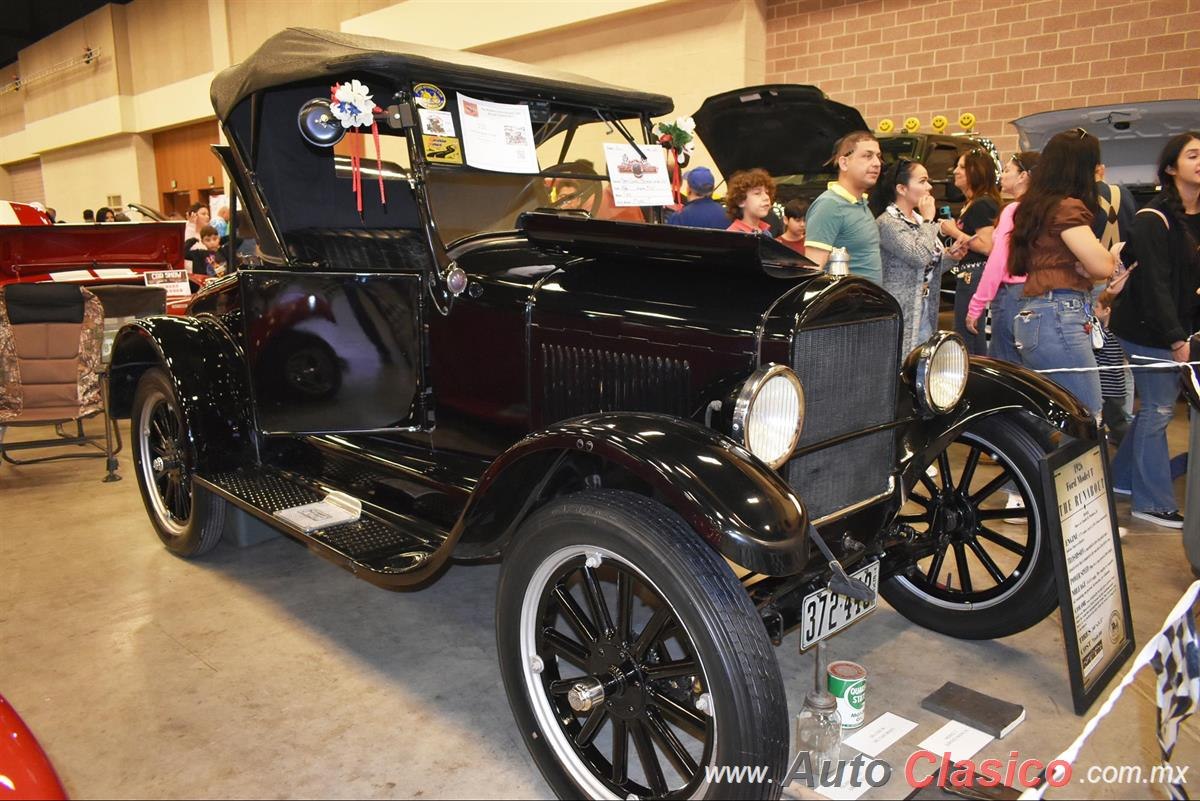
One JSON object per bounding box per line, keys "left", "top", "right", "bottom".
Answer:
{"left": 2, "top": 0, "right": 1199, "bottom": 798}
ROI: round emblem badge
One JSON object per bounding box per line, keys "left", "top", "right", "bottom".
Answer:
{"left": 413, "top": 83, "right": 446, "bottom": 111}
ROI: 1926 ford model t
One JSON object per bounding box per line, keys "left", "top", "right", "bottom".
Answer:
{"left": 108, "top": 29, "right": 1102, "bottom": 800}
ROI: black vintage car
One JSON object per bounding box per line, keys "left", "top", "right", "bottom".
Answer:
{"left": 109, "top": 29, "right": 1101, "bottom": 800}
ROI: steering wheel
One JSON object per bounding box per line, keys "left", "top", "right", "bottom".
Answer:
{"left": 549, "top": 180, "right": 603, "bottom": 217}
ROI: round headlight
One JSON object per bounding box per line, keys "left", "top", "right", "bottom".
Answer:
{"left": 732, "top": 364, "right": 805, "bottom": 469}
{"left": 917, "top": 333, "right": 969, "bottom": 414}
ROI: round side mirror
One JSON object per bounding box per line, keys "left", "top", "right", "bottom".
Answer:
{"left": 298, "top": 98, "right": 346, "bottom": 148}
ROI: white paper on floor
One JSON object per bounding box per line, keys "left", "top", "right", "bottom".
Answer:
{"left": 813, "top": 752, "right": 872, "bottom": 801}
{"left": 918, "top": 720, "right": 994, "bottom": 764}
{"left": 843, "top": 712, "right": 918, "bottom": 757}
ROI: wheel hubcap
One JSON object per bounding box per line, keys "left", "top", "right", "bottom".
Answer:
{"left": 895, "top": 431, "right": 1039, "bottom": 610}
{"left": 520, "top": 545, "right": 715, "bottom": 799}
{"left": 138, "top": 393, "right": 191, "bottom": 535}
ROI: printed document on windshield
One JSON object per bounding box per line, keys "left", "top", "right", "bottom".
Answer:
{"left": 457, "top": 93, "right": 539, "bottom": 174}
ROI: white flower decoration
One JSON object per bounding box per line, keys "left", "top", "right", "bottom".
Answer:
{"left": 332, "top": 79, "right": 375, "bottom": 128}
{"left": 678, "top": 116, "right": 696, "bottom": 133}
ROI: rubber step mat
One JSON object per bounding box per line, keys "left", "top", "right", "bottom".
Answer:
{"left": 203, "top": 468, "right": 444, "bottom": 575}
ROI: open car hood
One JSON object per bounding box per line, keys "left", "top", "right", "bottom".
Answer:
{"left": 693, "top": 85, "right": 868, "bottom": 178}
{"left": 1013, "top": 100, "right": 1200, "bottom": 187}
{"left": 0, "top": 222, "right": 185, "bottom": 279}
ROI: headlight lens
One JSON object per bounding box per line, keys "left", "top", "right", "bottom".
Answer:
{"left": 919, "top": 333, "right": 969, "bottom": 413}
{"left": 732, "top": 364, "right": 805, "bottom": 469}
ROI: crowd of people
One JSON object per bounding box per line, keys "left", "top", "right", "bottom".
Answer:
{"left": 667, "top": 129, "right": 1200, "bottom": 530}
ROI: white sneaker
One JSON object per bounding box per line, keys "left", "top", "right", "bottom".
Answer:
{"left": 1004, "top": 493, "right": 1025, "bottom": 524}
{"left": 1131, "top": 510, "right": 1184, "bottom": 530}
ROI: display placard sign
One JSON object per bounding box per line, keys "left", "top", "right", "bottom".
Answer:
{"left": 1040, "top": 438, "right": 1134, "bottom": 714}
{"left": 143, "top": 269, "right": 191, "bottom": 298}
{"left": 603, "top": 143, "right": 673, "bottom": 207}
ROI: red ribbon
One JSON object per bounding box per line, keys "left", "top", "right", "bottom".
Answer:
{"left": 331, "top": 84, "right": 387, "bottom": 215}
{"left": 669, "top": 147, "right": 682, "bottom": 205}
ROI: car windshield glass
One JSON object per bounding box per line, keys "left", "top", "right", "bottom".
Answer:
{"left": 423, "top": 104, "right": 652, "bottom": 245}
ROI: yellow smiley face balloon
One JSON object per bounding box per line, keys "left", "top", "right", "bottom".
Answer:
{"left": 877, "top": 118, "right": 894, "bottom": 133}
{"left": 931, "top": 115, "right": 948, "bottom": 133}
{"left": 904, "top": 116, "right": 921, "bottom": 133}
{"left": 959, "top": 112, "right": 976, "bottom": 131}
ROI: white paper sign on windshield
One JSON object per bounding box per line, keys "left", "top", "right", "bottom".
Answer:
{"left": 603, "top": 143, "right": 673, "bottom": 207}
{"left": 457, "top": 93, "right": 539, "bottom": 174}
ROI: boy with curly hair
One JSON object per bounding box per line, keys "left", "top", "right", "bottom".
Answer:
{"left": 724, "top": 168, "right": 776, "bottom": 235}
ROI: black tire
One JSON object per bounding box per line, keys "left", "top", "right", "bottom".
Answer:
{"left": 882, "top": 413, "right": 1058, "bottom": 639}
{"left": 131, "top": 368, "right": 226, "bottom": 557}
{"left": 497, "top": 489, "right": 788, "bottom": 800}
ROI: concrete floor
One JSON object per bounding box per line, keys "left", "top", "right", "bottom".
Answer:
{"left": 1, "top": 414, "right": 1197, "bottom": 800}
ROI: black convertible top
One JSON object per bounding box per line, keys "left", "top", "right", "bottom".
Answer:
{"left": 211, "top": 27, "right": 674, "bottom": 120}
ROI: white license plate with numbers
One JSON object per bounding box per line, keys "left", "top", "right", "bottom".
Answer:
{"left": 800, "top": 561, "right": 880, "bottom": 650}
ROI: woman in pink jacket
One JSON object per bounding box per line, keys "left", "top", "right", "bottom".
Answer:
{"left": 966, "top": 151, "right": 1039, "bottom": 363}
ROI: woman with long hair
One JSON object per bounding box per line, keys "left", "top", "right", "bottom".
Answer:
{"left": 1108, "top": 131, "right": 1200, "bottom": 528}
{"left": 95, "top": 206, "right": 115, "bottom": 223}
{"left": 1008, "top": 128, "right": 1116, "bottom": 415}
{"left": 965, "top": 151, "right": 1040, "bottom": 363}
{"left": 941, "top": 149, "right": 1000, "bottom": 355}
{"left": 870, "top": 159, "right": 967, "bottom": 354}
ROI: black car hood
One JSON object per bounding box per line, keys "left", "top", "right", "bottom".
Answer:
{"left": 693, "top": 85, "right": 868, "bottom": 177}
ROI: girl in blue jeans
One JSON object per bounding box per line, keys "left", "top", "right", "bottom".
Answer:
{"left": 1007, "top": 129, "right": 1116, "bottom": 418}
{"left": 1108, "top": 131, "right": 1200, "bottom": 529}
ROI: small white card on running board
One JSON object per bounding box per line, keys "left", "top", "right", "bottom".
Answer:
{"left": 274, "top": 491, "right": 362, "bottom": 532}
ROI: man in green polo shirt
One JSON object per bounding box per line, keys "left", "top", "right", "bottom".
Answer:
{"left": 804, "top": 131, "right": 884, "bottom": 284}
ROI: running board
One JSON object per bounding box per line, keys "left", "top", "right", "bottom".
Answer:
{"left": 196, "top": 468, "right": 454, "bottom": 588}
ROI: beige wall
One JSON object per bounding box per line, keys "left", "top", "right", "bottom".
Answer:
{"left": 474, "top": 0, "right": 768, "bottom": 181}
{"left": 19, "top": 6, "right": 121, "bottom": 125}
{"left": 40, "top": 134, "right": 158, "bottom": 220}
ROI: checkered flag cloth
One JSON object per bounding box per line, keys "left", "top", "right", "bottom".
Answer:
{"left": 1151, "top": 597, "right": 1200, "bottom": 800}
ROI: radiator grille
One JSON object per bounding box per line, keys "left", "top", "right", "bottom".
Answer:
{"left": 788, "top": 317, "right": 901, "bottom": 520}
{"left": 541, "top": 345, "right": 690, "bottom": 423}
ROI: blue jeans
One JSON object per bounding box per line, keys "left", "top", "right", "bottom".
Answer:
{"left": 988, "top": 282, "right": 1023, "bottom": 365}
{"left": 1111, "top": 338, "right": 1181, "bottom": 513}
{"left": 1012, "top": 290, "right": 1102, "bottom": 415}
{"left": 954, "top": 263, "right": 988, "bottom": 356}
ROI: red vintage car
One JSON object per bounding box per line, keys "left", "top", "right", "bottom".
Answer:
{"left": 0, "top": 694, "right": 66, "bottom": 800}
{"left": 0, "top": 202, "right": 206, "bottom": 316}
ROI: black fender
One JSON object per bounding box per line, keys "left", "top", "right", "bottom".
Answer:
{"left": 108, "top": 315, "right": 256, "bottom": 474}
{"left": 452, "top": 412, "right": 810, "bottom": 576}
{"left": 902, "top": 355, "right": 1098, "bottom": 492}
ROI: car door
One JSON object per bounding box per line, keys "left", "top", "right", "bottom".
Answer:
{"left": 239, "top": 267, "right": 427, "bottom": 434}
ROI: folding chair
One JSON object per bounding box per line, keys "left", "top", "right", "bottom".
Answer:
{"left": 0, "top": 284, "right": 122, "bottom": 481}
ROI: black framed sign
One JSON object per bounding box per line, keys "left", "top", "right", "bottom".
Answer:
{"left": 1041, "top": 436, "right": 1135, "bottom": 714}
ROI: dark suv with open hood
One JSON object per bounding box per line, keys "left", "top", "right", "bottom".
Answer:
{"left": 109, "top": 29, "right": 1102, "bottom": 800}
{"left": 694, "top": 84, "right": 995, "bottom": 216}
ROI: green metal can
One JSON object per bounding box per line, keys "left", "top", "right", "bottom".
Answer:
{"left": 827, "top": 660, "right": 866, "bottom": 728}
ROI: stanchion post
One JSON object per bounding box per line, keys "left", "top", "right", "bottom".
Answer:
{"left": 1185, "top": 405, "right": 1200, "bottom": 575}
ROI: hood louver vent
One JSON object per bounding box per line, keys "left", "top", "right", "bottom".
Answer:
{"left": 541, "top": 345, "right": 691, "bottom": 424}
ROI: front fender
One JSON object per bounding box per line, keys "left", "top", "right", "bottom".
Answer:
{"left": 455, "top": 412, "right": 810, "bottom": 576}
{"left": 108, "top": 315, "right": 255, "bottom": 474}
{"left": 903, "top": 355, "right": 1098, "bottom": 491}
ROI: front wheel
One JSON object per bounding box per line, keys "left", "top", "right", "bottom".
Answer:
{"left": 882, "top": 414, "right": 1059, "bottom": 639}
{"left": 497, "top": 490, "right": 788, "bottom": 800}
{"left": 131, "top": 368, "right": 226, "bottom": 557}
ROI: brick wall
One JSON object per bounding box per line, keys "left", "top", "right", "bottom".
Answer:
{"left": 765, "top": 0, "right": 1200, "bottom": 155}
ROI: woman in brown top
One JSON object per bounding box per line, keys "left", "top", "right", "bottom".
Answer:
{"left": 1007, "top": 129, "right": 1116, "bottom": 414}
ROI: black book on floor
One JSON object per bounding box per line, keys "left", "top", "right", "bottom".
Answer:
{"left": 921, "top": 681, "right": 1027, "bottom": 739}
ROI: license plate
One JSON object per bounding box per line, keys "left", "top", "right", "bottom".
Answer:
{"left": 800, "top": 561, "right": 880, "bottom": 650}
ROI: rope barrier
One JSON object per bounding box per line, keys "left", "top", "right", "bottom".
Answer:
{"left": 1017, "top": 581, "right": 1200, "bottom": 800}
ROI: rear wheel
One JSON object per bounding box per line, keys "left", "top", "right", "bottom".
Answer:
{"left": 882, "top": 414, "right": 1058, "bottom": 639}
{"left": 497, "top": 490, "right": 787, "bottom": 799}
{"left": 131, "top": 368, "right": 226, "bottom": 557}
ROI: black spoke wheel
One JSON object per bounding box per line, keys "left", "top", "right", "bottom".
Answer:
{"left": 498, "top": 490, "right": 787, "bottom": 799}
{"left": 131, "top": 368, "right": 226, "bottom": 557}
{"left": 882, "top": 414, "right": 1059, "bottom": 639}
